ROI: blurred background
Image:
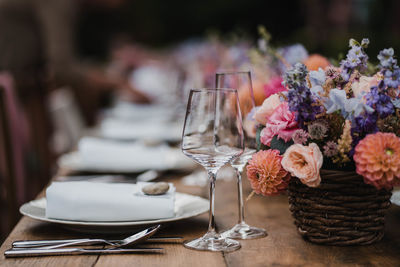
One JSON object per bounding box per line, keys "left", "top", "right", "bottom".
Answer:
{"left": 0, "top": 0, "right": 399, "bottom": 242}
{"left": 77, "top": 0, "right": 400, "bottom": 61}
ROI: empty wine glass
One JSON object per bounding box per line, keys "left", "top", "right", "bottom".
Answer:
{"left": 216, "top": 71, "right": 267, "bottom": 239}
{"left": 181, "top": 88, "right": 244, "bottom": 252}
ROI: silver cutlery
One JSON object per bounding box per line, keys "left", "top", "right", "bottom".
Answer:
{"left": 5, "top": 247, "right": 163, "bottom": 258}
{"left": 12, "top": 236, "right": 182, "bottom": 248}
{"left": 22, "top": 224, "right": 161, "bottom": 250}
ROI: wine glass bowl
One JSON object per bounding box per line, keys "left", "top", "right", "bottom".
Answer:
{"left": 181, "top": 88, "right": 244, "bottom": 252}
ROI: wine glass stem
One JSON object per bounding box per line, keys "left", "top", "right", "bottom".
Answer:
{"left": 207, "top": 170, "right": 217, "bottom": 234}
{"left": 234, "top": 167, "right": 245, "bottom": 224}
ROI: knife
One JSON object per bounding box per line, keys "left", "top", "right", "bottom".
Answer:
{"left": 5, "top": 247, "right": 164, "bottom": 258}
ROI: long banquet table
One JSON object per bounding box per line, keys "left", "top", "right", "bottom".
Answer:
{"left": 1, "top": 170, "right": 400, "bottom": 267}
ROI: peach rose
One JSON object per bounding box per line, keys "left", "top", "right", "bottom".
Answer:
{"left": 254, "top": 94, "right": 281, "bottom": 125}
{"left": 351, "top": 75, "right": 378, "bottom": 98}
{"left": 281, "top": 143, "right": 323, "bottom": 187}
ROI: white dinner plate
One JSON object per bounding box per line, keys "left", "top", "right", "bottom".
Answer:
{"left": 100, "top": 118, "right": 183, "bottom": 142}
{"left": 20, "top": 192, "right": 209, "bottom": 233}
{"left": 105, "top": 102, "right": 175, "bottom": 122}
{"left": 391, "top": 190, "right": 400, "bottom": 206}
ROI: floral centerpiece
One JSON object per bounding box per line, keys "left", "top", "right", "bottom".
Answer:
{"left": 247, "top": 38, "right": 399, "bottom": 246}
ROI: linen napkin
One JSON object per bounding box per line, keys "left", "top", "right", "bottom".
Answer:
{"left": 46, "top": 181, "right": 175, "bottom": 221}
{"left": 78, "top": 137, "right": 194, "bottom": 171}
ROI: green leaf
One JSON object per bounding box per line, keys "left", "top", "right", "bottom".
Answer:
{"left": 256, "top": 125, "right": 263, "bottom": 151}
{"left": 270, "top": 136, "right": 294, "bottom": 154}
{"left": 255, "top": 125, "right": 268, "bottom": 151}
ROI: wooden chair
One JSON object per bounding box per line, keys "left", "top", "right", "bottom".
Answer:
{"left": 0, "top": 84, "right": 18, "bottom": 241}
{"left": 0, "top": 72, "right": 33, "bottom": 241}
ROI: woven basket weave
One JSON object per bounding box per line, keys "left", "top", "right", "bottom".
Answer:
{"left": 288, "top": 169, "right": 392, "bottom": 246}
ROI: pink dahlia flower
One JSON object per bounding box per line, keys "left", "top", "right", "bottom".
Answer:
{"left": 260, "top": 102, "right": 299, "bottom": 146}
{"left": 354, "top": 132, "right": 400, "bottom": 190}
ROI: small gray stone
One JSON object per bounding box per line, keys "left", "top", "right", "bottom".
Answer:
{"left": 142, "top": 182, "right": 170, "bottom": 195}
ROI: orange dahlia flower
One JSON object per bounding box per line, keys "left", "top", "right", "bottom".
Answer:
{"left": 354, "top": 132, "right": 400, "bottom": 190}
{"left": 303, "top": 54, "right": 331, "bottom": 71}
{"left": 246, "top": 149, "right": 290, "bottom": 196}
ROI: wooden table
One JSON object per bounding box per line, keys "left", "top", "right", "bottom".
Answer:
{"left": 1, "top": 172, "right": 400, "bottom": 267}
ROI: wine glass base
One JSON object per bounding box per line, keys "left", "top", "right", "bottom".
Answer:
{"left": 222, "top": 222, "right": 267, "bottom": 240}
{"left": 183, "top": 235, "right": 241, "bottom": 252}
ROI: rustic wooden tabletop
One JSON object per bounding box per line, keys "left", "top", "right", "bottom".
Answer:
{"left": 1, "top": 172, "right": 400, "bottom": 267}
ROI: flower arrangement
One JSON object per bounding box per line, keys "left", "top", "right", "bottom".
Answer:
{"left": 246, "top": 38, "right": 398, "bottom": 246}
{"left": 248, "top": 38, "right": 400, "bottom": 194}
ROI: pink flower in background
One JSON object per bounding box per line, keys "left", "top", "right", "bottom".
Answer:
{"left": 246, "top": 149, "right": 290, "bottom": 196}
{"left": 260, "top": 102, "right": 298, "bottom": 146}
{"left": 263, "top": 77, "right": 287, "bottom": 98}
{"left": 254, "top": 94, "right": 281, "bottom": 125}
{"left": 281, "top": 143, "right": 323, "bottom": 187}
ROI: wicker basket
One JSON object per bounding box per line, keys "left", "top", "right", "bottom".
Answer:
{"left": 288, "top": 169, "right": 392, "bottom": 246}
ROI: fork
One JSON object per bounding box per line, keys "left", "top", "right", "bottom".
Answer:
{"left": 13, "top": 236, "right": 182, "bottom": 248}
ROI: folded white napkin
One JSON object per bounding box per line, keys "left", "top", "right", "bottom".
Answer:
{"left": 78, "top": 137, "right": 194, "bottom": 171}
{"left": 46, "top": 181, "right": 175, "bottom": 221}
{"left": 100, "top": 118, "right": 182, "bottom": 141}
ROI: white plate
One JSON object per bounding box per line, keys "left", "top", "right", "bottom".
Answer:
{"left": 391, "top": 190, "right": 400, "bottom": 206}
{"left": 100, "top": 118, "right": 183, "bottom": 142}
{"left": 106, "top": 102, "right": 175, "bottom": 122}
{"left": 57, "top": 151, "right": 196, "bottom": 173}
{"left": 20, "top": 192, "right": 209, "bottom": 233}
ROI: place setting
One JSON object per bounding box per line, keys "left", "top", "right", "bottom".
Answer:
{"left": 6, "top": 66, "right": 271, "bottom": 258}
{"left": 10, "top": 176, "right": 209, "bottom": 257}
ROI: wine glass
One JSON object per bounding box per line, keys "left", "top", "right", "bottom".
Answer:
{"left": 216, "top": 71, "right": 267, "bottom": 239}
{"left": 181, "top": 88, "right": 244, "bottom": 252}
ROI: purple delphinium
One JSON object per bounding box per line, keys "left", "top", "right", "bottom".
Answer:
{"left": 286, "top": 85, "right": 323, "bottom": 128}
{"left": 350, "top": 47, "right": 399, "bottom": 152}
{"left": 353, "top": 113, "right": 379, "bottom": 134}
{"left": 366, "top": 86, "right": 394, "bottom": 118}
{"left": 351, "top": 112, "right": 379, "bottom": 155}
{"left": 383, "top": 69, "right": 400, "bottom": 88}
{"left": 283, "top": 62, "right": 308, "bottom": 88}
{"left": 283, "top": 63, "right": 323, "bottom": 128}
{"left": 377, "top": 47, "right": 400, "bottom": 90}
{"left": 340, "top": 38, "right": 369, "bottom": 81}
{"left": 378, "top": 48, "right": 397, "bottom": 69}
